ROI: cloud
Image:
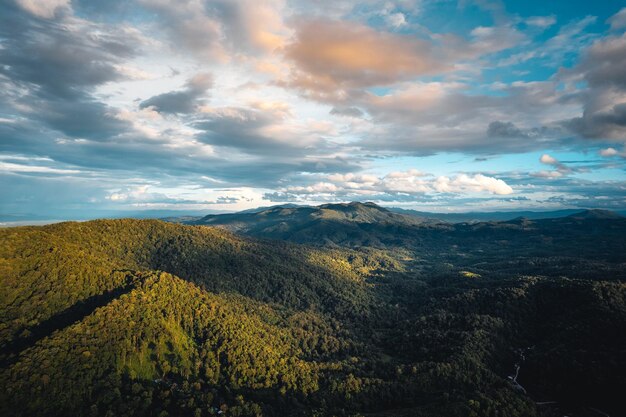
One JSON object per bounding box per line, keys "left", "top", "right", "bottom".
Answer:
{"left": 600, "top": 147, "right": 619, "bottom": 157}
{"left": 0, "top": 3, "right": 146, "bottom": 141}
{"left": 561, "top": 26, "right": 626, "bottom": 140}
{"left": 267, "top": 169, "right": 513, "bottom": 203}
{"left": 136, "top": 0, "right": 287, "bottom": 60}
{"left": 531, "top": 170, "right": 564, "bottom": 179}
{"left": 487, "top": 121, "right": 532, "bottom": 139}
{"left": 433, "top": 174, "right": 513, "bottom": 195}
{"left": 535, "top": 153, "right": 579, "bottom": 178}
{"left": 0, "top": 7, "right": 142, "bottom": 100}
{"left": 1, "top": 0, "right": 625, "bottom": 216}
{"left": 384, "top": 12, "right": 407, "bottom": 28}
{"left": 140, "top": 73, "right": 213, "bottom": 114}
{"left": 104, "top": 185, "right": 231, "bottom": 205}
{"left": 194, "top": 106, "right": 313, "bottom": 153}
{"left": 525, "top": 15, "right": 557, "bottom": 29}
{"left": 540, "top": 154, "right": 558, "bottom": 165}
{"left": 354, "top": 80, "right": 572, "bottom": 155}
{"left": 330, "top": 107, "right": 364, "bottom": 118}
{"left": 499, "top": 15, "right": 597, "bottom": 67}
{"left": 136, "top": 0, "right": 226, "bottom": 60}
{"left": 15, "top": 0, "right": 70, "bottom": 19}
{"left": 608, "top": 7, "right": 626, "bottom": 30}
{"left": 0, "top": 160, "right": 80, "bottom": 175}
{"left": 284, "top": 18, "right": 445, "bottom": 93}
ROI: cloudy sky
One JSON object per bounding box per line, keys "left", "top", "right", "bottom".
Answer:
{"left": 1, "top": 0, "right": 626, "bottom": 219}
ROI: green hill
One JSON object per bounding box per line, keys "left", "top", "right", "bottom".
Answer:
{"left": 1, "top": 217, "right": 625, "bottom": 416}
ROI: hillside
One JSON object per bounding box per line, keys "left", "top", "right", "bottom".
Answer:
{"left": 189, "top": 202, "right": 443, "bottom": 248}
{"left": 1, "top": 217, "right": 625, "bottom": 416}
{"left": 184, "top": 203, "right": 626, "bottom": 275}
{"left": 192, "top": 201, "right": 432, "bottom": 232}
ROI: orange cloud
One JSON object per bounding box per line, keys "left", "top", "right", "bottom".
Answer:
{"left": 284, "top": 19, "right": 446, "bottom": 93}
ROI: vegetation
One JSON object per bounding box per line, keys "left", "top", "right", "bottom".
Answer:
{"left": 1, "top": 204, "right": 625, "bottom": 416}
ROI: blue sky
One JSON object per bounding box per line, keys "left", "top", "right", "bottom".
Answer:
{"left": 1, "top": 0, "right": 625, "bottom": 220}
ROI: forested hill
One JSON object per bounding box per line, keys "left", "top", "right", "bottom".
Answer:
{"left": 184, "top": 203, "right": 626, "bottom": 270}
{"left": 186, "top": 202, "right": 445, "bottom": 249}
{"left": 185, "top": 202, "right": 626, "bottom": 229}
{"left": 1, "top": 217, "right": 625, "bottom": 417}
{"left": 189, "top": 201, "right": 433, "bottom": 235}
{"left": 0, "top": 219, "right": 390, "bottom": 343}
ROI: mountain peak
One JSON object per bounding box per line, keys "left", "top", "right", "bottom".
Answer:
{"left": 319, "top": 201, "right": 386, "bottom": 212}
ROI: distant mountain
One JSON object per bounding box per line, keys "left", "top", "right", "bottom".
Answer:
{"left": 566, "top": 208, "right": 625, "bottom": 220}
{"left": 172, "top": 204, "right": 626, "bottom": 272}
{"left": 388, "top": 207, "right": 626, "bottom": 223}
{"left": 187, "top": 201, "right": 442, "bottom": 247}
{"left": 172, "top": 204, "right": 626, "bottom": 229}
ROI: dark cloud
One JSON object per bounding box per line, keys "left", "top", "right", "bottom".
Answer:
{"left": 487, "top": 121, "right": 563, "bottom": 143}
{"left": 140, "top": 73, "right": 213, "bottom": 114}
{"left": 195, "top": 108, "right": 286, "bottom": 151}
{"left": 0, "top": 114, "right": 359, "bottom": 192}
{"left": 330, "top": 107, "right": 364, "bottom": 118}
{"left": 194, "top": 106, "right": 328, "bottom": 156}
{"left": 0, "top": 3, "right": 143, "bottom": 140}
{"left": 0, "top": 5, "right": 140, "bottom": 100}
{"left": 564, "top": 103, "right": 626, "bottom": 139}
{"left": 561, "top": 31, "right": 626, "bottom": 140}
{"left": 487, "top": 121, "right": 530, "bottom": 139}
{"left": 39, "top": 98, "right": 130, "bottom": 140}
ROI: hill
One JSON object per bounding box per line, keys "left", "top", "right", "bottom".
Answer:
{"left": 189, "top": 202, "right": 442, "bottom": 247}
{"left": 184, "top": 204, "right": 626, "bottom": 272}
{"left": 1, "top": 216, "right": 625, "bottom": 416}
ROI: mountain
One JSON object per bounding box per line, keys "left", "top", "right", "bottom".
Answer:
{"left": 565, "top": 208, "right": 625, "bottom": 220}
{"left": 188, "top": 202, "right": 442, "bottom": 247}
{"left": 388, "top": 207, "right": 626, "bottom": 223}
{"left": 193, "top": 202, "right": 430, "bottom": 229}
{"left": 1, "top": 214, "right": 625, "bottom": 416}
{"left": 183, "top": 204, "right": 626, "bottom": 268}
{"left": 165, "top": 205, "right": 626, "bottom": 228}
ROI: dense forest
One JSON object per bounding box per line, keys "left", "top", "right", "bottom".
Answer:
{"left": 1, "top": 204, "right": 625, "bottom": 416}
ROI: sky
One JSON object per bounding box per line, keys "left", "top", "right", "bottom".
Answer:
{"left": 1, "top": 0, "right": 626, "bottom": 220}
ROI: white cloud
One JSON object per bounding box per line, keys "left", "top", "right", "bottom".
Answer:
{"left": 608, "top": 8, "right": 626, "bottom": 30}
{"left": 15, "top": 0, "right": 70, "bottom": 18}
{"left": 277, "top": 170, "right": 513, "bottom": 200}
{"left": 0, "top": 161, "right": 81, "bottom": 174}
{"left": 106, "top": 185, "right": 151, "bottom": 202}
{"left": 531, "top": 170, "right": 564, "bottom": 179}
{"left": 433, "top": 174, "right": 513, "bottom": 195}
{"left": 525, "top": 16, "right": 557, "bottom": 29}
{"left": 600, "top": 147, "right": 619, "bottom": 157}
{"left": 385, "top": 12, "right": 407, "bottom": 28}
{"left": 540, "top": 154, "right": 558, "bottom": 165}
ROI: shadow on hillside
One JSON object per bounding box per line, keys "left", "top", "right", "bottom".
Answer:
{"left": 0, "top": 272, "right": 140, "bottom": 367}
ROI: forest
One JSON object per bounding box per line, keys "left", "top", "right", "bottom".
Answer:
{"left": 1, "top": 203, "right": 625, "bottom": 417}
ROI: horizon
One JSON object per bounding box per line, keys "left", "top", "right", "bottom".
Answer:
{"left": 3, "top": 200, "right": 625, "bottom": 228}
{"left": 2, "top": 1, "right": 626, "bottom": 218}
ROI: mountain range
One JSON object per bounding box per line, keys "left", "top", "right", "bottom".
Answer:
{"left": 1, "top": 204, "right": 625, "bottom": 417}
